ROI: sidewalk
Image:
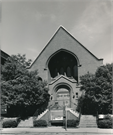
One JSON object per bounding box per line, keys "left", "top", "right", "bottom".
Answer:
{"left": 1, "top": 127, "right": 113, "bottom": 134}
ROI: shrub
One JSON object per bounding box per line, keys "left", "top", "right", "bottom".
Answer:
{"left": 3, "top": 120, "right": 18, "bottom": 128}
{"left": 98, "top": 119, "right": 112, "bottom": 128}
{"left": 104, "top": 115, "right": 111, "bottom": 120}
{"left": 33, "top": 120, "right": 47, "bottom": 127}
{"left": 2, "top": 117, "right": 21, "bottom": 128}
{"left": 97, "top": 115, "right": 112, "bottom": 128}
{"left": 64, "top": 119, "right": 79, "bottom": 127}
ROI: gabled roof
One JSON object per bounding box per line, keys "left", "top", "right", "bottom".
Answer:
{"left": 29, "top": 26, "right": 103, "bottom": 68}
{"left": 49, "top": 75, "right": 77, "bottom": 85}
{"left": 1, "top": 50, "right": 10, "bottom": 60}
{"left": 1, "top": 50, "right": 10, "bottom": 65}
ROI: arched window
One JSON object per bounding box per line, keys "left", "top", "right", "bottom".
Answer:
{"left": 67, "top": 66, "right": 71, "bottom": 77}
{"left": 48, "top": 50, "right": 78, "bottom": 80}
{"left": 73, "top": 65, "right": 78, "bottom": 80}
{"left": 54, "top": 68, "right": 58, "bottom": 77}
{"left": 60, "top": 67, "right": 64, "bottom": 75}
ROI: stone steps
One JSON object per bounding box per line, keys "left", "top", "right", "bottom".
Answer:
{"left": 18, "top": 109, "right": 49, "bottom": 127}
{"left": 36, "top": 109, "right": 49, "bottom": 120}
{"left": 66, "top": 108, "right": 79, "bottom": 117}
{"left": 18, "top": 117, "right": 33, "bottom": 127}
{"left": 79, "top": 115, "right": 97, "bottom": 128}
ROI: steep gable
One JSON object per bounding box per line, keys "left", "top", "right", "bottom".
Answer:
{"left": 29, "top": 26, "right": 103, "bottom": 80}
{"left": 30, "top": 26, "right": 103, "bottom": 69}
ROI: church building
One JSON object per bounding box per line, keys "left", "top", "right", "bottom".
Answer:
{"left": 29, "top": 26, "right": 103, "bottom": 122}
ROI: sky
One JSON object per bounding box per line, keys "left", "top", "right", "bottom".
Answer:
{"left": 1, "top": 0, "right": 112, "bottom": 64}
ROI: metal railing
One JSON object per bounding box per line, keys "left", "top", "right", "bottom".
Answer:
{"left": 32, "top": 100, "right": 79, "bottom": 122}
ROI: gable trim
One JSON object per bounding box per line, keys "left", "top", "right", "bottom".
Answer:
{"left": 49, "top": 75, "right": 77, "bottom": 85}
{"left": 61, "top": 26, "right": 103, "bottom": 61}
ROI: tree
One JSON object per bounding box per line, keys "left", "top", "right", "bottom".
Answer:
{"left": 95, "top": 63, "right": 112, "bottom": 114}
{"left": 1, "top": 54, "right": 50, "bottom": 118}
{"left": 1, "top": 54, "right": 31, "bottom": 81}
{"left": 76, "top": 63, "right": 112, "bottom": 115}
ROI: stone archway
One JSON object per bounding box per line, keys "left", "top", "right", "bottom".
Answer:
{"left": 53, "top": 84, "right": 72, "bottom": 108}
{"left": 56, "top": 88, "right": 70, "bottom": 107}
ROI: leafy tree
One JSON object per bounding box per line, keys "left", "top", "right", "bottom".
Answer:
{"left": 1, "top": 54, "right": 31, "bottom": 81}
{"left": 76, "top": 63, "right": 112, "bottom": 115}
{"left": 1, "top": 54, "right": 50, "bottom": 118}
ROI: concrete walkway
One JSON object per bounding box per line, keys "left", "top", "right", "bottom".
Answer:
{"left": 1, "top": 127, "right": 113, "bottom": 134}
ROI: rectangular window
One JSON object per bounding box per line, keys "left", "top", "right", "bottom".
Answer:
{"left": 76, "top": 92, "right": 78, "bottom": 98}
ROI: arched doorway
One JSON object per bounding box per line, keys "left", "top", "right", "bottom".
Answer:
{"left": 54, "top": 84, "right": 72, "bottom": 108}
{"left": 50, "top": 84, "right": 73, "bottom": 125}
{"left": 48, "top": 50, "right": 78, "bottom": 82}
{"left": 57, "top": 88, "right": 70, "bottom": 107}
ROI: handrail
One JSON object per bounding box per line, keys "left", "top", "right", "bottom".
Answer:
{"left": 33, "top": 100, "right": 79, "bottom": 122}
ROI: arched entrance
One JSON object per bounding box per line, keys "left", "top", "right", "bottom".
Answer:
{"left": 47, "top": 49, "right": 79, "bottom": 82}
{"left": 50, "top": 84, "right": 72, "bottom": 124}
{"left": 57, "top": 88, "right": 70, "bottom": 107}
{"left": 54, "top": 84, "right": 72, "bottom": 108}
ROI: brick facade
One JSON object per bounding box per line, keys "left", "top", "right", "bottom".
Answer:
{"left": 30, "top": 26, "right": 103, "bottom": 81}
{"left": 29, "top": 26, "right": 103, "bottom": 112}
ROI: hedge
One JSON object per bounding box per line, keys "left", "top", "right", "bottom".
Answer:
{"left": 3, "top": 120, "right": 17, "bottom": 128}
{"left": 97, "top": 115, "right": 112, "bottom": 128}
{"left": 64, "top": 119, "right": 79, "bottom": 127}
{"left": 2, "top": 117, "right": 21, "bottom": 128}
{"left": 33, "top": 120, "right": 47, "bottom": 127}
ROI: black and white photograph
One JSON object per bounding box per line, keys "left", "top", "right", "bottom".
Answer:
{"left": 0, "top": 0, "right": 112, "bottom": 135}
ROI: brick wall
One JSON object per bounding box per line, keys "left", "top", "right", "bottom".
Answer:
{"left": 29, "top": 27, "right": 103, "bottom": 82}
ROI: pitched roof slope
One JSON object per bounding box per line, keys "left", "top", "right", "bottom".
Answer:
{"left": 29, "top": 26, "right": 103, "bottom": 68}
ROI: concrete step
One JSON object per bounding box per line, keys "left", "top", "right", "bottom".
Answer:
{"left": 18, "top": 117, "right": 33, "bottom": 127}
{"left": 80, "top": 121, "right": 96, "bottom": 122}
{"left": 80, "top": 121, "right": 97, "bottom": 123}
{"left": 80, "top": 123, "right": 97, "bottom": 125}
{"left": 36, "top": 109, "right": 48, "bottom": 120}
{"left": 80, "top": 126, "right": 97, "bottom": 128}
{"left": 80, "top": 124, "right": 97, "bottom": 126}
{"left": 67, "top": 108, "right": 79, "bottom": 117}
{"left": 79, "top": 115, "right": 97, "bottom": 128}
